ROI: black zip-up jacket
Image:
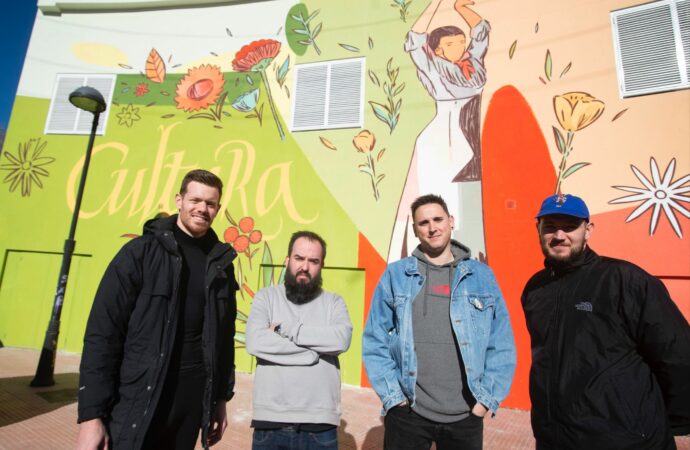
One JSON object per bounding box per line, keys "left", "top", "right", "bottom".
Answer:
{"left": 78, "top": 215, "right": 238, "bottom": 449}
{"left": 521, "top": 247, "right": 690, "bottom": 450}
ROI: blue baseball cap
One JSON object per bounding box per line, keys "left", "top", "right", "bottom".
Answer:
{"left": 536, "top": 194, "right": 589, "bottom": 219}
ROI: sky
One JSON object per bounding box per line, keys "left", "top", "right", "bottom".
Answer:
{"left": 0, "top": 1, "right": 38, "bottom": 131}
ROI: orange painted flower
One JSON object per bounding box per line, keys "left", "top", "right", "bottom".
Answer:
{"left": 239, "top": 216, "right": 254, "bottom": 233}
{"left": 232, "top": 39, "right": 281, "bottom": 72}
{"left": 233, "top": 235, "right": 250, "bottom": 253}
{"left": 224, "top": 226, "right": 239, "bottom": 243}
{"left": 249, "top": 230, "right": 263, "bottom": 244}
{"left": 135, "top": 82, "right": 149, "bottom": 97}
{"left": 174, "top": 64, "right": 225, "bottom": 112}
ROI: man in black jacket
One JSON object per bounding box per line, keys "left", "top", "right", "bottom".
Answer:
{"left": 522, "top": 193, "right": 690, "bottom": 450}
{"left": 76, "top": 169, "right": 238, "bottom": 450}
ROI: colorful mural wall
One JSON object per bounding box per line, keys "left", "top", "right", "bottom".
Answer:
{"left": 1, "top": 0, "right": 688, "bottom": 410}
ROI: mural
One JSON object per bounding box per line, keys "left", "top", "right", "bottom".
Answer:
{"left": 0, "top": 0, "right": 688, "bottom": 411}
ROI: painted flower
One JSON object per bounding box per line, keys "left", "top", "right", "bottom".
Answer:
{"left": 231, "top": 88, "right": 259, "bottom": 113}
{"left": 1, "top": 138, "right": 55, "bottom": 197}
{"left": 224, "top": 215, "right": 263, "bottom": 257}
{"left": 175, "top": 64, "right": 225, "bottom": 112}
{"left": 116, "top": 104, "right": 141, "bottom": 127}
{"left": 353, "top": 130, "right": 376, "bottom": 153}
{"left": 232, "top": 39, "right": 281, "bottom": 72}
{"left": 553, "top": 92, "right": 605, "bottom": 132}
{"left": 232, "top": 39, "right": 285, "bottom": 140}
{"left": 610, "top": 157, "right": 690, "bottom": 238}
{"left": 134, "top": 82, "right": 150, "bottom": 97}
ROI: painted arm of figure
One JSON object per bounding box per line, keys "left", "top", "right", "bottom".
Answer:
{"left": 412, "top": 0, "right": 444, "bottom": 33}
{"left": 454, "top": 0, "right": 482, "bottom": 30}
{"left": 362, "top": 270, "right": 407, "bottom": 412}
{"left": 277, "top": 295, "right": 353, "bottom": 355}
{"left": 245, "top": 292, "right": 319, "bottom": 366}
{"left": 628, "top": 272, "right": 690, "bottom": 435}
{"left": 77, "top": 243, "right": 143, "bottom": 424}
{"left": 478, "top": 269, "right": 517, "bottom": 413}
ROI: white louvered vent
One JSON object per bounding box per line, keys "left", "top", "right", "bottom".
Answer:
{"left": 291, "top": 57, "right": 365, "bottom": 131}
{"left": 45, "top": 74, "right": 116, "bottom": 135}
{"left": 611, "top": 0, "right": 689, "bottom": 97}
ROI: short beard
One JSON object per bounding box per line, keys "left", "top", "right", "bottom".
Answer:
{"left": 284, "top": 270, "right": 323, "bottom": 305}
{"left": 540, "top": 239, "right": 586, "bottom": 267}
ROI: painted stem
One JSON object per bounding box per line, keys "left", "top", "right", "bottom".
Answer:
{"left": 260, "top": 70, "right": 285, "bottom": 141}
{"left": 554, "top": 130, "right": 574, "bottom": 194}
{"left": 367, "top": 153, "right": 380, "bottom": 201}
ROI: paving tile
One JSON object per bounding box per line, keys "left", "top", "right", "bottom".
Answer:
{"left": 0, "top": 348, "right": 688, "bottom": 449}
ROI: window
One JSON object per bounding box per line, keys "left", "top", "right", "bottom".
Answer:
{"left": 44, "top": 74, "right": 116, "bottom": 135}
{"left": 291, "top": 57, "right": 365, "bottom": 131}
{"left": 611, "top": 0, "right": 689, "bottom": 97}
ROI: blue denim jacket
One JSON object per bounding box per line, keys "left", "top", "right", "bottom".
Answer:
{"left": 362, "top": 256, "right": 516, "bottom": 415}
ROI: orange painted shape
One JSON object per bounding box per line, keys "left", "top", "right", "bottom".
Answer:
{"left": 482, "top": 85, "right": 557, "bottom": 410}
{"left": 358, "top": 232, "right": 387, "bottom": 388}
{"left": 588, "top": 206, "right": 690, "bottom": 321}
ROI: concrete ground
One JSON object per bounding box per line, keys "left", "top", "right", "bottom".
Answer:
{"left": 0, "top": 347, "right": 687, "bottom": 449}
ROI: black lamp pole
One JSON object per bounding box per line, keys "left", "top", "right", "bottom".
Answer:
{"left": 31, "top": 87, "right": 106, "bottom": 387}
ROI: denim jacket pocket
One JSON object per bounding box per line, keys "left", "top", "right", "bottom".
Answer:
{"left": 466, "top": 295, "right": 496, "bottom": 337}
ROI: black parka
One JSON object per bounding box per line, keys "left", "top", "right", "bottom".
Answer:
{"left": 78, "top": 215, "right": 238, "bottom": 449}
{"left": 521, "top": 247, "right": 690, "bottom": 450}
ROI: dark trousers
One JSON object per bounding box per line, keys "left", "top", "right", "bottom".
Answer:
{"left": 142, "top": 368, "right": 206, "bottom": 449}
{"left": 384, "top": 405, "right": 483, "bottom": 450}
{"left": 252, "top": 427, "right": 338, "bottom": 450}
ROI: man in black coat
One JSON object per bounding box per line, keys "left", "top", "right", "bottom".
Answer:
{"left": 522, "top": 193, "right": 690, "bottom": 450}
{"left": 76, "top": 169, "right": 238, "bottom": 450}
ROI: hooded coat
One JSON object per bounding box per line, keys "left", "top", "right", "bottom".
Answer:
{"left": 78, "top": 215, "right": 238, "bottom": 449}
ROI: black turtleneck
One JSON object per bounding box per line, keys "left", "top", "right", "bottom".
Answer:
{"left": 172, "top": 223, "right": 215, "bottom": 371}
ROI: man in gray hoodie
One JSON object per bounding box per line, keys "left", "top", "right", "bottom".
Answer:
{"left": 246, "top": 231, "right": 353, "bottom": 450}
{"left": 363, "top": 194, "right": 516, "bottom": 449}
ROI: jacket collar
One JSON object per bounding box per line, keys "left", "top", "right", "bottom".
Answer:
{"left": 403, "top": 255, "right": 472, "bottom": 279}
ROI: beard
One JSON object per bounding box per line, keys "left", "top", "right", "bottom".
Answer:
{"left": 284, "top": 269, "right": 323, "bottom": 305}
{"left": 540, "top": 238, "right": 587, "bottom": 267}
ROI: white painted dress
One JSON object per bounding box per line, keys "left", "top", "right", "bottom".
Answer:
{"left": 389, "top": 20, "right": 490, "bottom": 262}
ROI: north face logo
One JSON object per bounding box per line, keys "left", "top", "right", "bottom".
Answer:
{"left": 575, "top": 301, "right": 593, "bottom": 312}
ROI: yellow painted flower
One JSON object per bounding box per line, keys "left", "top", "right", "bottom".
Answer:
{"left": 353, "top": 130, "right": 376, "bottom": 153}
{"left": 553, "top": 92, "right": 605, "bottom": 132}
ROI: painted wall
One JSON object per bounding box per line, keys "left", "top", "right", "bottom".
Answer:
{"left": 1, "top": 0, "right": 688, "bottom": 410}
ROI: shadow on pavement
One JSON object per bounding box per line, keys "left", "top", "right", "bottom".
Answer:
{"left": 0, "top": 372, "right": 79, "bottom": 427}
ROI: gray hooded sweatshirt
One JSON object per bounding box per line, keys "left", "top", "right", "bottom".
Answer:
{"left": 411, "top": 240, "right": 475, "bottom": 423}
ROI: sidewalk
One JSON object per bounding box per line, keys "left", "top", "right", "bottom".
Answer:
{"left": 0, "top": 348, "right": 686, "bottom": 449}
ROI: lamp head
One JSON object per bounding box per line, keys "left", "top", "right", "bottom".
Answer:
{"left": 69, "top": 86, "right": 106, "bottom": 114}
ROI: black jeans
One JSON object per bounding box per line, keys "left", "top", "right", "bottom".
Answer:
{"left": 383, "top": 405, "right": 483, "bottom": 450}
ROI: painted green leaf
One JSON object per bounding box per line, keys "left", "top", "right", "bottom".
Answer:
{"left": 236, "top": 310, "right": 249, "bottom": 322}
{"left": 277, "top": 266, "right": 286, "bottom": 285}
{"left": 370, "top": 101, "right": 392, "bottom": 125}
{"left": 562, "top": 162, "right": 590, "bottom": 179}
{"left": 559, "top": 62, "right": 572, "bottom": 78}
{"left": 246, "top": 76, "right": 254, "bottom": 85}
{"left": 509, "top": 40, "right": 517, "bottom": 59}
{"left": 261, "top": 241, "right": 274, "bottom": 288}
{"left": 276, "top": 56, "right": 290, "bottom": 85}
{"left": 306, "top": 9, "right": 320, "bottom": 24}
{"left": 368, "top": 70, "right": 381, "bottom": 86}
{"left": 545, "top": 49, "right": 552, "bottom": 81}
{"left": 393, "top": 82, "right": 405, "bottom": 96}
{"left": 552, "top": 126, "right": 566, "bottom": 154}
{"left": 358, "top": 165, "right": 373, "bottom": 176}
{"left": 312, "top": 22, "right": 322, "bottom": 38}
{"left": 377, "top": 148, "right": 386, "bottom": 162}
{"left": 368, "top": 37, "right": 374, "bottom": 49}
{"left": 292, "top": 28, "right": 309, "bottom": 35}
{"left": 339, "top": 43, "right": 360, "bottom": 52}
{"left": 234, "top": 331, "right": 246, "bottom": 344}
{"left": 611, "top": 108, "right": 628, "bottom": 122}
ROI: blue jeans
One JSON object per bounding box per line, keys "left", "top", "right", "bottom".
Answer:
{"left": 252, "top": 427, "right": 338, "bottom": 450}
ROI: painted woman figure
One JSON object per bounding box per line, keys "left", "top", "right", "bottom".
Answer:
{"left": 389, "top": 0, "right": 489, "bottom": 261}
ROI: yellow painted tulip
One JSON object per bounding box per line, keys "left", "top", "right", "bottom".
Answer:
{"left": 553, "top": 92, "right": 605, "bottom": 132}
{"left": 353, "top": 130, "right": 376, "bottom": 153}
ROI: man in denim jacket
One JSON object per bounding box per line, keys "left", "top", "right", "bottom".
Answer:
{"left": 363, "top": 194, "right": 516, "bottom": 449}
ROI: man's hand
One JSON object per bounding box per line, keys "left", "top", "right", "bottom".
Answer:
{"left": 471, "top": 402, "right": 488, "bottom": 418}
{"left": 207, "top": 400, "right": 228, "bottom": 447}
{"left": 75, "top": 418, "right": 109, "bottom": 450}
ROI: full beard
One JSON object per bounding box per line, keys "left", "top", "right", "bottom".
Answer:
{"left": 284, "top": 270, "right": 323, "bottom": 305}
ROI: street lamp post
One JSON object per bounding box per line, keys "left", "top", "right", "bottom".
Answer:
{"left": 31, "top": 86, "right": 106, "bottom": 387}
